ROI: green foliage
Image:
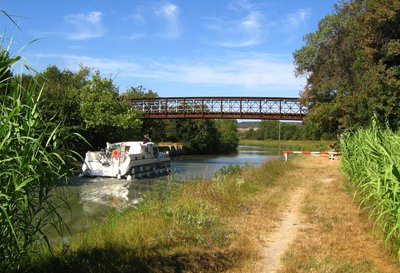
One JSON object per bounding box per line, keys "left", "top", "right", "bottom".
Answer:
{"left": 239, "top": 139, "right": 333, "bottom": 153}
{"left": 121, "top": 85, "right": 158, "bottom": 99}
{"left": 341, "top": 116, "right": 400, "bottom": 259}
{"left": 30, "top": 67, "right": 238, "bottom": 154}
{"left": 0, "top": 48, "right": 15, "bottom": 93}
{"left": 120, "top": 86, "right": 166, "bottom": 142}
{"left": 38, "top": 65, "right": 89, "bottom": 127}
{"left": 294, "top": 0, "right": 400, "bottom": 135}
{"left": 175, "top": 119, "right": 219, "bottom": 153}
{"left": 32, "top": 66, "right": 143, "bottom": 151}
{"left": 243, "top": 121, "right": 312, "bottom": 140}
{"left": 164, "top": 119, "right": 238, "bottom": 154}
{"left": 214, "top": 164, "right": 241, "bottom": 177}
{"left": 79, "top": 71, "right": 141, "bottom": 147}
{"left": 161, "top": 200, "right": 222, "bottom": 245}
{"left": 214, "top": 120, "right": 239, "bottom": 152}
{"left": 0, "top": 51, "right": 80, "bottom": 271}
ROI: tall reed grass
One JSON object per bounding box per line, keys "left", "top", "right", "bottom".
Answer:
{"left": 341, "top": 117, "right": 400, "bottom": 258}
{"left": 0, "top": 49, "right": 80, "bottom": 271}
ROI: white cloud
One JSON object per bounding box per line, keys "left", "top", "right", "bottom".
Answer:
{"left": 154, "top": 3, "right": 182, "bottom": 39}
{"left": 32, "top": 52, "right": 304, "bottom": 91}
{"left": 203, "top": 3, "right": 263, "bottom": 48}
{"left": 63, "top": 11, "right": 106, "bottom": 40}
{"left": 126, "top": 3, "right": 182, "bottom": 40}
{"left": 170, "top": 54, "right": 302, "bottom": 89}
{"left": 286, "top": 9, "right": 310, "bottom": 29}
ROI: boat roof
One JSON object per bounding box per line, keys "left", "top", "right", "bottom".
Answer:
{"left": 109, "top": 141, "right": 156, "bottom": 146}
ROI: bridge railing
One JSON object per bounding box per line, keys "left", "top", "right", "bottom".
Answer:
{"left": 128, "top": 97, "right": 307, "bottom": 120}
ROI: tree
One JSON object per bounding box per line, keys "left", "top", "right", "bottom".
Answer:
{"left": 80, "top": 71, "right": 142, "bottom": 147}
{"left": 215, "top": 120, "right": 238, "bottom": 152}
{"left": 38, "top": 65, "right": 89, "bottom": 128}
{"left": 121, "top": 85, "right": 159, "bottom": 99}
{"left": 173, "top": 119, "right": 218, "bottom": 153}
{"left": 294, "top": 0, "right": 400, "bottom": 135}
{"left": 121, "top": 85, "right": 165, "bottom": 142}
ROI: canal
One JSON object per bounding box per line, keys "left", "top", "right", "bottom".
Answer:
{"left": 59, "top": 145, "right": 280, "bottom": 237}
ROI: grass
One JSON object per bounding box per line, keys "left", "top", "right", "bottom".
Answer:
{"left": 27, "top": 159, "right": 297, "bottom": 273}
{"left": 28, "top": 149, "right": 400, "bottom": 272}
{"left": 239, "top": 139, "right": 333, "bottom": 153}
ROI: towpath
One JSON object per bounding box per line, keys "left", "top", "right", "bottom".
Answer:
{"left": 233, "top": 156, "right": 400, "bottom": 273}
{"left": 266, "top": 156, "right": 399, "bottom": 273}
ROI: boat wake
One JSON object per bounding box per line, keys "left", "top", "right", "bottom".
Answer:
{"left": 79, "top": 179, "right": 141, "bottom": 212}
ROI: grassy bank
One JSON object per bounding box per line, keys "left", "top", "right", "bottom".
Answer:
{"left": 28, "top": 159, "right": 297, "bottom": 273}
{"left": 239, "top": 139, "right": 333, "bottom": 153}
{"left": 27, "top": 149, "right": 400, "bottom": 272}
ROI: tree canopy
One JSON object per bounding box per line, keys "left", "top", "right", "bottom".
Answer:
{"left": 33, "top": 66, "right": 143, "bottom": 151}
{"left": 27, "top": 66, "right": 238, "bottom": 154}
{"left": 294, "top": 0, "right": 400, "bottom": 137}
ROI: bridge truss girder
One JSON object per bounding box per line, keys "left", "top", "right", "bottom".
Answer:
{"left": 129, "top": 97, "right": 307, "bottom": 120}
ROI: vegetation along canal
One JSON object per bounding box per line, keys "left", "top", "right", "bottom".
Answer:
{"left": 60, "top": 145, "right": 279, "bottom": 238}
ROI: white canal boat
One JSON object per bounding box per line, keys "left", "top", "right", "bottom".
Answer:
{"left": 81, "top": 141, "right": 170, "bottom": 180}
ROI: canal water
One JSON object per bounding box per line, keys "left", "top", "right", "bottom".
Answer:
{"left": 60, "top": 145, "right": 280, "bottom": 237}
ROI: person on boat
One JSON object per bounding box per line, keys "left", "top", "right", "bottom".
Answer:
{"left": 143, "top": 134, "right": 151, "bottom": 143}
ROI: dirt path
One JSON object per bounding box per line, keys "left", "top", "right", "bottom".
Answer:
{"left": 258, "top": 156, "right": 400, "bottom": 273}
{"left": 262, "top": 188, "right": 306, "bottom": 273}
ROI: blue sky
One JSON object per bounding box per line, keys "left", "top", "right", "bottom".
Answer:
{"left": 1, "top": 0, "right": 337, "bottom": 97}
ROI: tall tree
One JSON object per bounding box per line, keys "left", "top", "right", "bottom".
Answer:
{"left": 38, "top": 65, "right": 89, "bottom": 129}
{"left": 121, "top": 85, "right": 165, "bottom": 142}
{"left": 215, "top": 119, "right": 238, "bottom": 152}
{"left": 294, "top": 0, "right": 400, "bottom": 136}
{"left": 80, "top": 71, "right": 142, "bottom": 147}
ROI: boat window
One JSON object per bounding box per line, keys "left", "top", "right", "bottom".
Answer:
{"left": 110, "top": 144, "right": 121, "bottom": 150}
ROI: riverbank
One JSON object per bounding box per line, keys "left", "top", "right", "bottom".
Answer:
{"left": 239, "top": 139, "right": 333, "bottom": 152}
{"left": 156, "top": 139, "right": 334, "bottom": 157}
{"left": 28, "top": 157, "right": 297, "bottom": 272}
{"left": 28, "top": 155, "right": 400, "bottom": 272}
{"left": 158, "top": 142, "right": 187, "bottom": 156}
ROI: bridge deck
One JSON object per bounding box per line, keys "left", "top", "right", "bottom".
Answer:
{"left": 129, "top": 97, "right": 306, "bottom": 120}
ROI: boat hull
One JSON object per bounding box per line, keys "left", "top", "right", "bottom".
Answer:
{"left": 81, "top": 141, "right": 171, "bottom": 179}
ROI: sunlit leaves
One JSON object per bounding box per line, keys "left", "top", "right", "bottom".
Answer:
{"left": 294, "top": 0, "right": 400, "bottom": 136}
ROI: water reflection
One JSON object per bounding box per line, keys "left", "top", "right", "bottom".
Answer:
{"left": 171, "top": 146, "right": 279, "bottom": 180}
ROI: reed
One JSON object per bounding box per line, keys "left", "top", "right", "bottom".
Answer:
{"left": 0, "top": 49, "right": 80, "bottom": 271}
{"left": 341, "top": 117, "right": 400, "bottom": 258}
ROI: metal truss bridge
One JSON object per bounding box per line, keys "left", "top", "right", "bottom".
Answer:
{"left": 129, "top": 97, "right": 306, "bottom": 120}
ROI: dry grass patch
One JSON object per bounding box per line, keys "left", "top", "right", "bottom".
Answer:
{"left": 278, "top": 157, "right": 400, "bottom": 273}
